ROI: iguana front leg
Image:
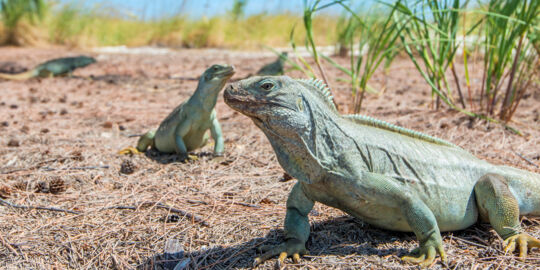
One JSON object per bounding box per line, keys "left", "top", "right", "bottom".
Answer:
{"left": 174, "top": 118, "right": 192, "bottom": 161}
{"left": 209, "top": 116, "right": 224, "bottom": 157}
{"left": 255, "top": 183, "right": 314, "bottom": 266}
{"left": 118, "top": 131, "right": 155, "bottom": 155}
{"left": 475, "top": 173, "right": 540, "bottom": 259}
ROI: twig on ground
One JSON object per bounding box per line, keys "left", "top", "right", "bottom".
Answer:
{"left": 102, "top": 201, "right": 209, "bottom": 227}
{"left": 124, "top": 133, "right": 144, "bottom": 138}
{"left": 514, "top": 152, "right": 540, "bottom": 168}
{"left": 1, "top": 156, "right": 86, "bottom": 174}
{"left": 231, "top": 201, "right": 261, "bottom": 208}
{"left": 0, "top": 198, "right": 81, "bottom": 215}
{"left": 41, "top": 165, "right": 110, "bottom": 171}
{"left": 0, "top": 232, "right": 18, "bottom": 256}
{"left": 452, "top": 236, "right": 500, "bottom": 252}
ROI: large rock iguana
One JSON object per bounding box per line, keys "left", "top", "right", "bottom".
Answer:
{"left": 223, "top": 76, "right": 540, "bottom": 267}
{"left": 120, "top": 64, "right": 235, "bottom": 161}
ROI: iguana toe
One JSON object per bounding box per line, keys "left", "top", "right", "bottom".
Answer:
{"left": 253, "top": 239, "right": 307, "bottom": 266}
{"left": 402, "top": 244, "right": 445, "bottom": 268}
{"left": 118, "top": 147, "right": 141, "bottom": 155}
{"left": 503, "top": 233, "right": 540, "bottom": 260}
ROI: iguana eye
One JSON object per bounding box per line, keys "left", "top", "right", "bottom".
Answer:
{"left": 260, "top": 82, "right": 274, "bottom": 91}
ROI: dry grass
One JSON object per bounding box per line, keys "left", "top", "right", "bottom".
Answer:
{"left": 0, "top": 47, "right": 539, "bottom": 269}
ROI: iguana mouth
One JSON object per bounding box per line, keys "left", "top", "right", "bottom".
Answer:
{"left": 215, "top": 67, "right": 235, "bottom": 78}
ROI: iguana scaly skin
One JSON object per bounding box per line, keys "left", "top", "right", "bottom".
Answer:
{"left": 0, "top": 56, "right": 96, "bottom": 80}
{"left": 224, "top": 76, "right": 540, "bottom": 267}
{"left": 256, "top": 52, "right": 287, "bottom": 76}
{"left": 120, "top": 65, "right": 235, "bottom": 160}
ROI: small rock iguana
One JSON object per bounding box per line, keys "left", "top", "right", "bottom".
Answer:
{"left": 256, "top": 52, "right": 287, "bottom": 76}
{"left": 224, "top": 76, "right": 540, "bottom": 267}
{"left": 120, "top": 64, "right": 235, "bottom": 160}
{"left": 0, "top": 56, "right": 96, "bottom": 80}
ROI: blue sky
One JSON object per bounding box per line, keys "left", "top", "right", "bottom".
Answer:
{"left": 56, "top": 0, "right": 365, "bottom": 20}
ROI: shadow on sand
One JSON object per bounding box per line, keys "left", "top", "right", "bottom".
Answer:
{"left": 137, "top": 216, "right": 415, "bottom": 269}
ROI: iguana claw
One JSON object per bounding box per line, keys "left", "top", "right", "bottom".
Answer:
{"left": 503, "top": 233, "right": 540, "bottom": 260}
{"left": 402, "top": 243, "right": 446, "bottom": 268}
{"left": 254, "top": 239, "right": 307, "bottom": 267}
{"left": 118, "top": 147, "right": 141, "bottom": 155}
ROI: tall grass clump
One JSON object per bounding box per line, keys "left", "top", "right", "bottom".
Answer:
{"left": 393, "top": 0, "right": 472, "bottom": 110}
{"left": 0, "top": 0, "right": 45, "bottom": 45}
{"left": 480, "top": 0, "right": 539, "bottom": 122}
{"left": 296, "top": 0, "right": 406, "bottom": 113}
{"left": 394, "top": 0, "right": 539, "bottom": 125}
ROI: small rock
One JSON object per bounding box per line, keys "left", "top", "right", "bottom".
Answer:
{"left": 164, "top": 214, "right": 180, "bottom": 223}
{"left": 103, "top": 121, "right": 113, "bottom": 128}
{"left": 1, "top": 121, "right": 8, "bottom": 127}
{"left": 41, "top": 128, "right": 49, "bottom": 133}
{"left": 70, "top": 150, "right": 84, "bottom": 161}
{"left": 9, "top": 104, "right": 18, "bottom": 109}
{"left": 60, "top": 109, "right": 68, "bottom": 115}
{"left": 36, "top": 181, "right": 49, "bottom": 193}
{"left": 59, "top": 95, "right": 67, "bottom": 103}
{"left": 20, "top": 126, "right": 29, "bottom": 133}
{"left": 119, "top": 125, "right": 126, "bottom": 131}
{"left": 7, "top": 139, "right": 19, "bottom": 147}
{"left": 120, "top": 159, "right": 137, "bottom": 175}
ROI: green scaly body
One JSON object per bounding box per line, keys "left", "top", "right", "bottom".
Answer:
{"left": 224, "top": 75, "right": 540, "bottom": 267}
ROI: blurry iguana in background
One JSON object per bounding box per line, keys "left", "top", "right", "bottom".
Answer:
{"left": 119, "top": 64, "right": 235, "bottom": 161}
{"left": 0, "top": 56, "right": 96, "bottom": 80}
{"left": 256, "top": 52, "right": 287, "bottom": 76}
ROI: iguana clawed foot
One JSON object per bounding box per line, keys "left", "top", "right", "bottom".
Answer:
{"left": 254, "top": 239, "right": 308, "bottom": 267}
{"left": 177, "top": 153, "right": 199, "bottom": 162}
{"left": 402, "top": 240, "right": 446, "bottom": 268}
{"left": 503, "top": 233, "right": 540, "bottom": 260}
{"left": 118, "top": 147, "right": 141, "bottom": 155}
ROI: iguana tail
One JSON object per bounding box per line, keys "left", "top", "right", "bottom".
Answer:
{"left": 136, "top": 131, "right": 156, "bottom": 152}
{"left": 0, "top": 69, "right": 39, "bottom": 80}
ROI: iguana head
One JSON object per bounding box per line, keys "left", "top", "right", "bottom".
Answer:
{"left": 201, "top": 64, "right": 235, "bottom": 84}
{"left": 74, "top": 56, "right": 97, "bottom": 67}
{"left": 224, "top": 75, "right": 337, "bottom": 133}
{"left": 197, "top": 64, "right": 235, "bottom": 95}
{"left": 225, "top": 75, "right": 337, "bottom": 183}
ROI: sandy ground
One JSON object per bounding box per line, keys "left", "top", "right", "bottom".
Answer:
{"left": 0, "top": 47, "right": 539, "bottom": 269}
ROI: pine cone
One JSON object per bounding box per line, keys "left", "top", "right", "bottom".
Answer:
{"left": 49, "top": 177, "right": 66, "bottom": 194}
{"left": 120, "top": 159, "right": 137, "bottom": 175}
{"left": 0, "top": 186, "right": 12, "bottom": 199}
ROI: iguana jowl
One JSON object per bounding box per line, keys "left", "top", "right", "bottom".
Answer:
{"left": 0, "top": 56, "right": 96, "bottom": 80}
{"left": 120, "top": 64, "right": 235, "bottom": 160}
{"left": 224, "top": 76, "right": 540, "bottom": 267}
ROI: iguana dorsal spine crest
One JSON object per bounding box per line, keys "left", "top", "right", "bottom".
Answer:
{"left": 344, "top": 114, "right": 457, "bottom": 147}
{"left": 297, "top": 78, "right": 336, "bottom": 110}
{"left": 298, "top": 77, "right": 456, "bottom": 147}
